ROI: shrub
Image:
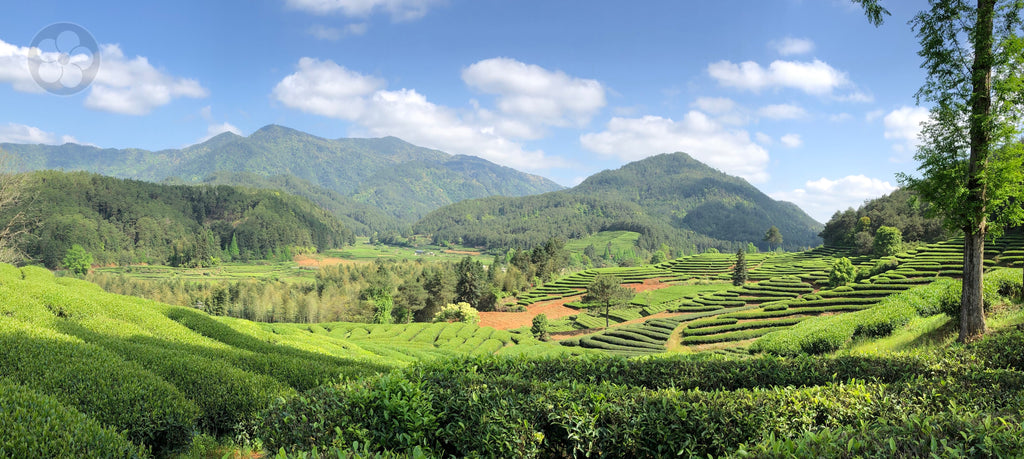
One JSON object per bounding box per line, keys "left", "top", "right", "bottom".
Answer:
{"left": 0, "top": 320, "right": 198, "bottom": 453}
{"left": 828, "top": 258, "right": 856, "bottom": 288}
{"left": 433, "top": 302, "right": 480, "bottom": 325}
{"left": 258, "top": 372, "right": 438, "bottom": 455}
{"left": 0, "top": 379, "right": 147, "bottom": 458}
{"left": 530, "top": 314, "right": 550, "bottom": 341}
{"left": 62, "top": 244, "right": 93, "bottom": 275}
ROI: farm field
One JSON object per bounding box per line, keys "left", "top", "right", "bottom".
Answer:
{"left": 0, "top": 263, "right": 577, "bottom": 456}
{"left": 323, "top": 237, "right": 493, "bottom": 264}
{"left": 3, "top": 234, "right": 1022, "bottom": 456}
{"left": 507, "top": 234, "right": 1024, "bottom": 357}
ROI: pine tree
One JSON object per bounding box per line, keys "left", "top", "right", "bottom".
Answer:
{"left": 732, "top": 249, "right": 748, "bottom": 286}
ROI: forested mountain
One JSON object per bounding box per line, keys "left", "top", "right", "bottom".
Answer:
{"left": 1, "top": 125, "right": 563, "bottom": 232}
{"left": 415, "top": 153, "right": 823, "bottom": 252}
{"left": 5, "top": 171, "right": 353, "bottom": 268}
{"left": 572, "top": 153, "right": 822, "bottom": 248}
{"left": 819, "top": 187, "right": 949, "bottom": 250}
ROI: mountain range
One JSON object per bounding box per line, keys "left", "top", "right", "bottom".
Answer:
{"left": 2, "top": 125, "right": 823, "bottom": 250}
{"left": 1, "top": 125, "right": 563, "bottom": 233}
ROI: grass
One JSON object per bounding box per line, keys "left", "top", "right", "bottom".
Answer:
{"left": 324, "top": 237, "right": 493, "bottom": 264}
{"left": 95, "top": 262, "right": 316, "bottom": 284}
{"left": 630, "top": 282, "right": 731, "bottom": 307}
{"left": 844, "top": 314, "right": 954, "bottom": 355}
{"left": 564, "top": 230, "right": 641, "bottom": 256}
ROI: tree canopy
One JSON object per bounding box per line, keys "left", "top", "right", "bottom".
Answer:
{"left": 885, "top": 0, "right": 1024, "bottom": 341}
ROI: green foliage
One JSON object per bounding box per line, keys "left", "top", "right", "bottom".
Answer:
{"left": 8, "top": 170, "right": 353, "bottom": 267}
{"left": 250, "top": 346, "right": 1024, "bottom": 457}
{"left": 531, "top": 313, "right": 549, "bottom": 341}
{"left": 828, "top": 257, "right": 857, "bottom": 287}
{"left": 415, "top": 152, "right": 823, "bottom": 253}
{"left": 0, "top": 379, "right": 147, "bottom": 458}
{"left": 433, "top": 302, "right": 480, "bottom": 325}
{"left": 873, "top": 226, "right": 903, "bottom": 257}
{"left": 763, "top": 225, "right": 783, "bottom": 251}
{"left": 583, "top": 274, "right": 635, "bottom": 329}
{"left": 732, "top": 249, "right": 748, "bottom": 286}
{"left": 937, "top": 269, "right": 1014, "bottom": 320}
{"left": 62, "top": 244, "right": 93, "bottom": 275}
{"left": 258, "top": 372, "right": 438, "bottom": 456}
{"left": 819, "top": 188, "right": 947, "bottom": 246}
{"left": 3, "top": 126, "right": 562, "bottom": 231}
{"left": 752, "top": 278, "right": 962, "bottom": 356}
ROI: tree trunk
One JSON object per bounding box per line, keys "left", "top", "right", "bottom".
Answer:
{"left": 961, "top": 229, "right": 987, "bottom": 341}
{"left": 959, "top": 0, "right": 995, "bottom": 343}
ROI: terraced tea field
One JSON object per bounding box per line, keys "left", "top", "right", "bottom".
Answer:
{"left": 530, "top": 235, "right": 1024, "bottom": 356}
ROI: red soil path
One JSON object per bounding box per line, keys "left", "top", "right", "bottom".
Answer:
{"left": 479, "top": 295, "right": 582, "bottom": 330}
{"left": 480, "top": 278, "right": 676, "bottom": 331}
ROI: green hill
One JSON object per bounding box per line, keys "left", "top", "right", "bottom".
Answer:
{"left": 0, "top": 263, "right": 575, "bottom": 455}
{"left": 5, "top": 170, "right": 354, "bottom": 268}
{"left": 414, "top": 152, "right": 823, "bottom": 252}
{"left": 1, "top": 125, "right": 564, "bottom": 233}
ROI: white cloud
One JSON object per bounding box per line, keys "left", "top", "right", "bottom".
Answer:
{"left": 883, "top": 106, "right": 929, "bottom": 156}
{"left": 0, "top": 38, "right": 208, "bottom": 115}
{"left": 707, "top": 59, "right": 850, "bottom": 96}
{"left": 272, "top": 57, "right": 563, "bottom": 171}
{"left": 0, "top": 123, "right": 80, "bottom": 145}
{"left": 0, "top": 123, "right": 58, "bottom": 144}
{"left": 285, "top": 0, "right": 443, "bottom": 21}
{"left": 579, "top": 113, "right": 770, "bottom": 183}
{"left": 771, "top": 37, "right": 814, "bottom": 56}
{"left": 755, "top": 132, "right": 774, "bottom": 145}
{"left": 82, "top": 44, "right": 208, "bottom": 115}
{"left": 758, "top": 104, "right": 806, "bottom": 120}
{"left": 307, "top": 23, "right": 368, "bottom": 40}
{"left": 462, "top": 57, "right": 606, "bottom": 130}
{"left": 771, "top": 175, "right": 897, "bottom": 222}
{"left": 780, "top": 133, "right": 802, "bottom": 148}
{"left": 830, "top": 112, "right": 852, "bottom": 122}
{"left": 272, "top": 57, "right": 385, "bottom": 119}
{"left": 0, "top": 40, "right": 46, "bottom": 93}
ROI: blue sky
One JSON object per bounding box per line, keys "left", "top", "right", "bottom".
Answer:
{"left": 0, "top": 0, "right": 935, "bottom": 222}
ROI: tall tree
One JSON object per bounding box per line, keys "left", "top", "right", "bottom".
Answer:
{"left": 732, "top": 249, "right": 749, "bottom": 286}
{"left": 583, "top": 274, "right": 634, "bottom": 329}
{"left": 763, "top": 226, "right": 783, "bottom": 251}
{"left": 455, "top": 256, "right": 488, "bottom": 307}
{"left": 861, "top": 0, "right": 1024, "bottom": 341}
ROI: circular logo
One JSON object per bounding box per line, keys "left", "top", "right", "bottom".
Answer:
{"left": 27, "top": 23, "right": 100, "bottom": 95}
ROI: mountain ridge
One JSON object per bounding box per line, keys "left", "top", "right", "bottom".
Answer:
{"left": 415, "top": 152, "right": 823, "bottom": 251}
{"left": 1, "top": 124, "right": 564, "bottom": 233}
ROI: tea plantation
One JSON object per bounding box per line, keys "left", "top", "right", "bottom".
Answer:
{"left": 2, "top": 233, "right": 1023, "bottom": 457}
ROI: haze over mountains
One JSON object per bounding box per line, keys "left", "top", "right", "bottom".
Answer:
{"left": 2, "top": 125, "right": 563, "bottom": 233}
{"left": 2, "top": 124, "right": 823, "bottom": 250}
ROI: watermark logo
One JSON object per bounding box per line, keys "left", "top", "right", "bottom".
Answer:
{"left": 27, "top": 23, "right": 100, "bottom": 95}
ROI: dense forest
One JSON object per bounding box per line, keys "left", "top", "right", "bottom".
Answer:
{"left": 819, "top": 188, "right": 949, "bottom": 252}
{"left": 6, "top": 171, "right": 354, "bottom": 268}
{"left": 415, "top": 153, "right": 823, "bottom": 253}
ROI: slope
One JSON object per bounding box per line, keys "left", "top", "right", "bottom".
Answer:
{"left": 1, "top": 125, "right": 564, "bottom": 230}
{"left": 571, "top": 153, "right": 822, "bottom": 249}
{"left": 414, "top": 152, "right": 823, "bottom": 251}
{"left": 6, "top": 170, "right": 354, "bottom": 267}
{"left": 0, "top": 263, "right": 576, "bottom": 454}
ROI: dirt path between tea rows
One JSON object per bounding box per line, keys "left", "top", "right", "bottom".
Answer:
{"left": 480, "top": 278, "right": 675, "bottom": 331}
